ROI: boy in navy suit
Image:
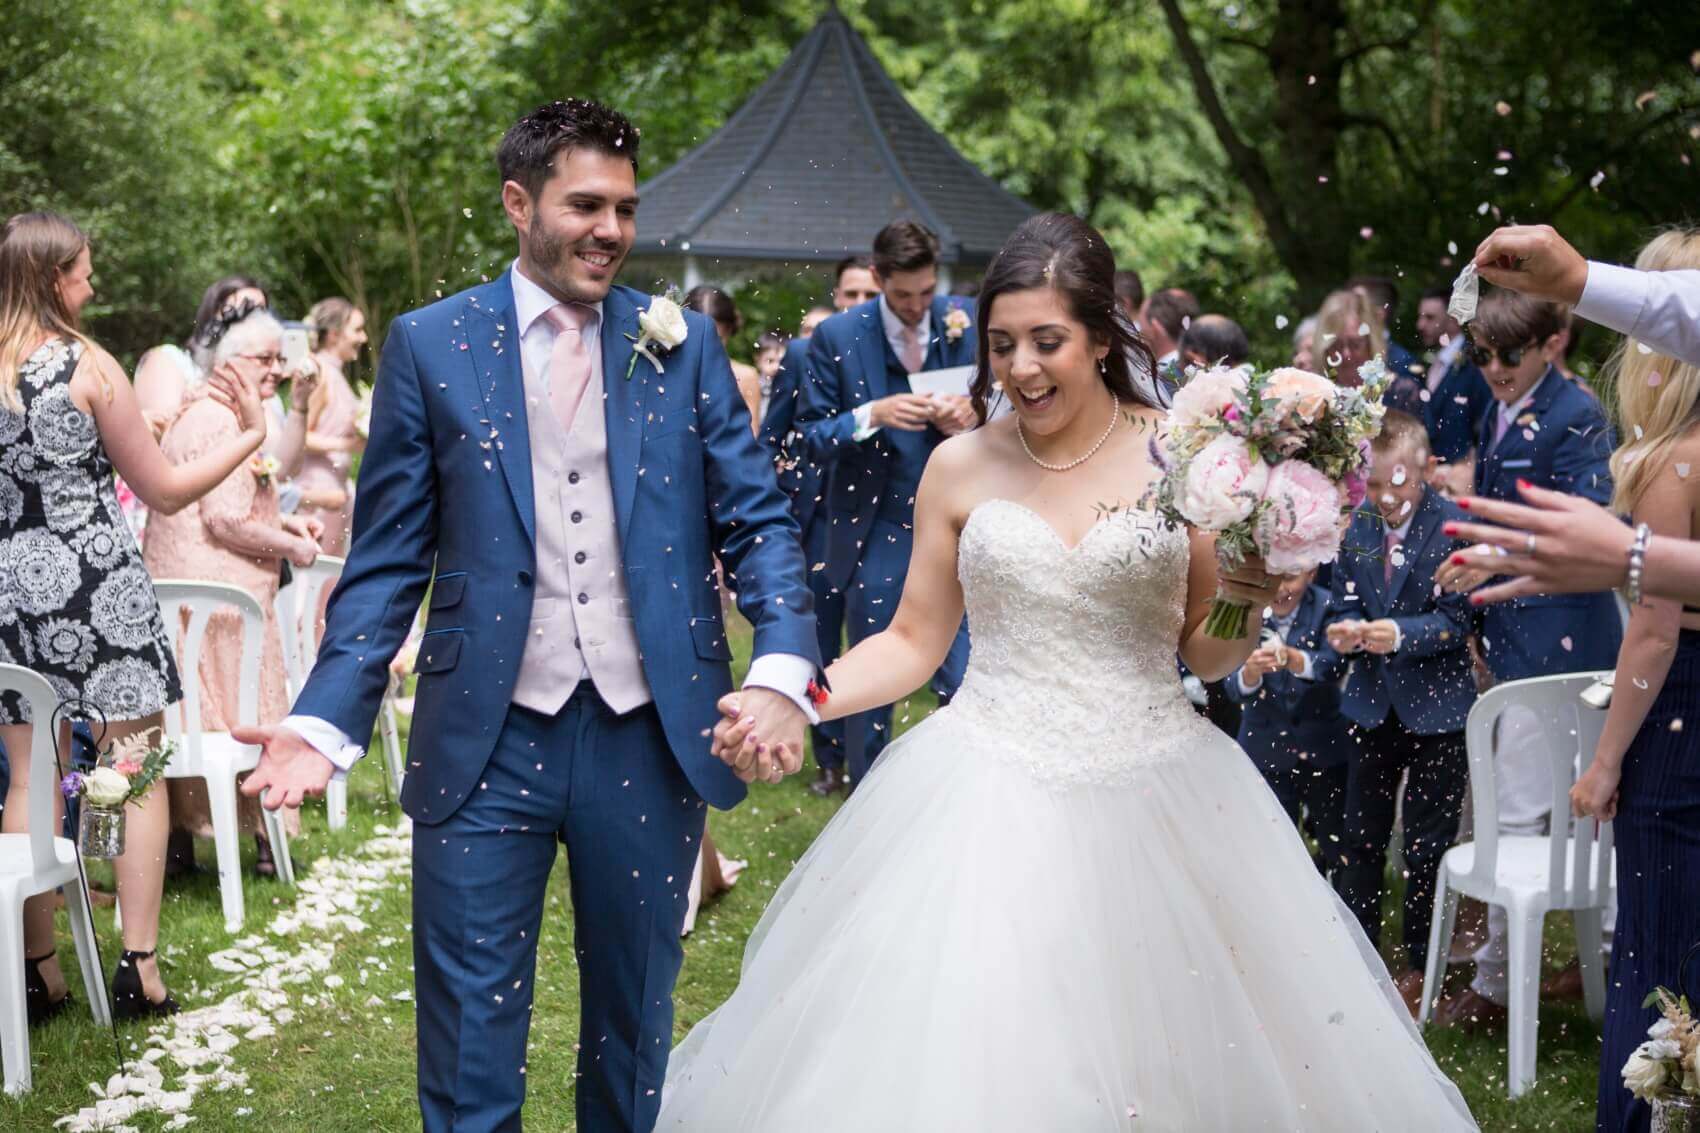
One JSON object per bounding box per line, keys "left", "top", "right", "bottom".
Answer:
{"left": 1225, "top": 567, "right": 1353, "bottom": 873}
{"left": 1327, "top": 409, "right": 1475, "bottom": 1016}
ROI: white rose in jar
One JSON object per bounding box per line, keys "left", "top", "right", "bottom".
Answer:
{"left": 83, "top": 766, "right": 133, "bottom": 808}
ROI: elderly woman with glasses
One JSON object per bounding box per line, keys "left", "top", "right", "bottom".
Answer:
{"left": 143, "top": 303, "right": 322, "bottom": 874}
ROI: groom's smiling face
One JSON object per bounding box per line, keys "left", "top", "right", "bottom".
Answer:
{"left": 504, "top": 146, "right": 638, "bottom": 305}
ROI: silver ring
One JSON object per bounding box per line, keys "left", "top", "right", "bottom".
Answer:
{"left": 1524, "top": 533, "right": 1537, "bottom": 556}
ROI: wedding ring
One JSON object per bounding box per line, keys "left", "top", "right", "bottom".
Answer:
{"left": 1524, "top": 533, "right": 1537, "bottom": 556}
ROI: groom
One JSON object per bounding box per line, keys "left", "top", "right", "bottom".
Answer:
{"left": 236, "top": 99, "right": 820, "bottom": 1133}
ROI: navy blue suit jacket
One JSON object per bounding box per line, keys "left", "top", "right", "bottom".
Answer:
{"left": 1387, "top": 339, "right": 1423, "bottom": 382}
{"left": 759, "top": 336, "right": 825, "bottom": 536}
{"left": 1225, "top": 584, "right": 1353, "bottom": 771}
{"left": 797, "top": 294, "right": 977, "bottom": 590}
{"left": 1473, "top": 366, "right": 1621, "bottom": 681}
{"left": 1426, "top": 355, "right": 1493, "bottom": 464}
{"left": 1329, "top": 489, "right": 1476, "bottom": 735}
{"left": 293, "top": 275, "right": 820, "bottom": 816}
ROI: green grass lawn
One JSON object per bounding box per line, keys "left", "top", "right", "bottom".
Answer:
{"left": 3, "top": 616, "right": 1599, "bottom": 1130}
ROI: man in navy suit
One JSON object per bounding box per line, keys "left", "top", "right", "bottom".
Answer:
{"left": 759, "top": 255, "right": 881, "bottom": 796}
{"left": 1225, "top": 567, "right": 1354, "bottom": 873}
{"left": 236, "top": 100, "right": 820, "bottom": 1133}
{"left": 1416, "top": 284, "right": 1493, "bottom": 494}
{"left": 1326, "top": 410, "right": 1475, "bottom": 1016}
{"left": 797, "top": 221, "right": 976, "bottom": 786}
{"left": 1432, "top": 288, "right": 1622, "bottom": 1031}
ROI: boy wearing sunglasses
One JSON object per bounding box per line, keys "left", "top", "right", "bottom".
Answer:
{"left": 1428, "top": 287, "right": 1622, "bottom": 1031}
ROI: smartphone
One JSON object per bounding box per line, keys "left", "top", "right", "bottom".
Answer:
{"left": 281, "top": 322, "right": 311, "bottom": 374}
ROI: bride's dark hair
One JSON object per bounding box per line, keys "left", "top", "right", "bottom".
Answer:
{"left": 969, "top": 212, "right": 1160, "bottom": 423}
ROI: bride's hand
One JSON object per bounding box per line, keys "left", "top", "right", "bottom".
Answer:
{"left": 1218, "top": 553, "right": 1281, "bottom": 608}
{"left": 709, "top": 693, "right": 787, "bottom": 785}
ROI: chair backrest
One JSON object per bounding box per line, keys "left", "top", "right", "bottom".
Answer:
{"left": 0, "top": 663, "right": 70, "bottom": 873}
{"left": 152, "top": 580, "right": 266, "bottom": 761}
{"left": 1463, "top": 671, "right": 1614, "bottom": 908}
{"left": 276, "top": 556, "right": 345, "bottom": 695}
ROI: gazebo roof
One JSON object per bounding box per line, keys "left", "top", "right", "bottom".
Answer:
{"left": 633, "top": 7, "right": 1035, "bottom": 265}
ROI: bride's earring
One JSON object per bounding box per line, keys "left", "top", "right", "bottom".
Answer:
{"left": 1098, "top": 356, "right": 1109, "bottom": 376}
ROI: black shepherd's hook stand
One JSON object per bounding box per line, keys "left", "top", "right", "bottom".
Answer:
{"left": 48, "top": 695, "right": 128, "bottom": 1079}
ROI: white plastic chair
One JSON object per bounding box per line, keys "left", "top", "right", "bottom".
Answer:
{"left": 154, "top": 581, "right": 296, "bottom": 932}
{"left": 1418, "top": 671, "right": 1615, "bottom": 1098}
{"left": 275, "top": 557, "right": 405, "bottom": 825}
{"left": 0, "top": 664, "right": 111, "bottom": 1094}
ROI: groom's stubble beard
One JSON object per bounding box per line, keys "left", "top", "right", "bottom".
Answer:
{"left": 526, "top": 214, "right": 626, "bottom": 305}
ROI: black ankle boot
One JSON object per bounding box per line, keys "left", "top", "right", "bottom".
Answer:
{"left": 24, "top": 950, "right": 73, "bottom": 1026}
{"left": 111, "top": 949, "right": 179, "bottom": 1021}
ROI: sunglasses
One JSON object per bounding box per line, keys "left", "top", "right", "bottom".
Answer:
{"left": 1464, "top": 339, "right": 1536, "bottom": 369}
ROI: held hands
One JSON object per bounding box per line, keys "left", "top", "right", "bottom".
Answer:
{"left": 233, "top": 724, "right": 336, "bottom": 809}
{"left": 207, "top": 361, "right": 267, "bottom": 438}
{"left": 710, "top": 687, "right": 807, "bottom": 784}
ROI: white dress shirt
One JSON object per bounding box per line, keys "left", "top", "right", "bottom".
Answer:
{"left": 1426, "top": 335, "right": 1465, "bottom": 393}
{"left": 286, "top": 264, "right": 818, "bottom": 776}
{"left": 1575, "top": 262, "right": 1700, "bottom": 368}
{"left": 850, "top": 296, "right": 934, "bottom": 440}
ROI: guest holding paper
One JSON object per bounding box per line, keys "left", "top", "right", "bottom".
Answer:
{"left": 797, "top": 220, "right": 975, "bottom": 786}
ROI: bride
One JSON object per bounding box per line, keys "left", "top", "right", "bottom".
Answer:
{"left": 657, "top": 213, "right": 1476, "bottom": 1131}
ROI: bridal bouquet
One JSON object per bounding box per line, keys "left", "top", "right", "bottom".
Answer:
{"left": 1622, "top": 986, "right": 1700, "bottom": 1109}
{"left": 1151, "top": 359, "right": 1390, "bottom": 638}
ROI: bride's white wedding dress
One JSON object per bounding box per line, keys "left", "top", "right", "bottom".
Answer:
{"left": 659, "top": 499, "right": 1476, "bottom": 1131}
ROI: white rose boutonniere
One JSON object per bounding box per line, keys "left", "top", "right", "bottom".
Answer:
{"left": 249, "top": 453, "right": 281, "bottom": 484}
{"left": 627, "top": 289, "right": 689, "bottom": 379}
{"left": 944, "top": 303, "right": 971, "bottom": 343}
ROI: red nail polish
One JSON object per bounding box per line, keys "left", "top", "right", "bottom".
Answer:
{"left": 1450, "top": 554, "right": 1466, "bottom": 564}
{"left": 1470, "top": 594, "right": 1484, "bottom": 606}
{"left": 1444, "top": 525, "right": 1459, "bottom": 536}
{"left": 1517, "top": 478, "right": 1531, "bottom": 491}
{"left": 1457, "top": 499, "right": 1471, "bottom": 510}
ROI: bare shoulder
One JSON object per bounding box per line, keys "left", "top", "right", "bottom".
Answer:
{"left": 69, "top": 341, "right": 128, "bottom": 405}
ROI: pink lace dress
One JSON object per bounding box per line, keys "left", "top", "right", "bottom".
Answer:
{"left": 143, "top": 391, "right": 301, "bottom": 835}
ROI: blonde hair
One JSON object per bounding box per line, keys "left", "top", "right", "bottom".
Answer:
{"left": 1312, "top": 289, "right": 1386, "bottom": 382}
{"left": 0, "top": 212, "right": 96, "bottom": 412}
{"left": 1608, "top": 227, "right": 1700, "bottom": 516}
{"left": 306, "top": 297, "right": 357, "bottom": 351}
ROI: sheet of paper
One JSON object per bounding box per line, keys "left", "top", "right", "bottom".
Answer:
{"left": 907, "top": 364, "right": 975, "bottom": 399}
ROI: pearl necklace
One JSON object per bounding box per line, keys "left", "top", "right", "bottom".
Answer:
{"left": 1017, "top": 393, "right": 1121, "bottom": 472}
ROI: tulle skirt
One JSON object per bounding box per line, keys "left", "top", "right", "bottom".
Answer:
{"left": 658, "top": 705, "right": 1477, "bottom": 1131}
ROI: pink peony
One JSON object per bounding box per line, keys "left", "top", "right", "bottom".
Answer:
{"left": 1256, "top": 460, "right": 1345, "bottom": 573}
{"left": 1263, "top": 367, "right": 1335, "bottom": 425}
{"left": 1178, "top": 435, "right": 1269, "bottom": 530}
{"left": 1169, "top": 365, "right": 1250, "bottom": 430}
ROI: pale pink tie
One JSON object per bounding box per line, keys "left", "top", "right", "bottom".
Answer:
{"left": 1491, "top": 403, "right": 1516, "bottom": 451}
{"left": 899, "top": 324, "right": 924, "bottom": 373}
{"left": 542, "top": 303, "right": 596, "bottom": 432}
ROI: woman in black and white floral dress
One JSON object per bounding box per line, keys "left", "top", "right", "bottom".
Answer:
{"left": 0, "top": 212, "right": 267, "bottom": 1021}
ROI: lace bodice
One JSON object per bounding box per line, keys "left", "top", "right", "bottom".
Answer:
{"left": 941, "top": 498, "right": 1207, "bottom": 787}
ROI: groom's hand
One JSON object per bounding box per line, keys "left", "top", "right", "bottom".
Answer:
{"left": 711, "top": 690, "right": 805, "bottom": 784}
{"left": 234, "top": 724, "right": 337, "bottom": 809}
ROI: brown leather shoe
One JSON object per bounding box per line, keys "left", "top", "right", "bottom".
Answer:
{"left": 1393, "top": 969, "right": 1427, "bottom": 1018}
{"left": 1541, "top": 960, "right": 1585, "bottom": 1001}
{"left": 808, "top": 766, "right": 844, "bottom": 798}
{"left": 1434, "top": 988, "right": 1508, "bottom": 1032}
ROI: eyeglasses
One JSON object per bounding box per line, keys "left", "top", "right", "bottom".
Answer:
{"left": 235, "top": 352, "right": 287, "bottom": 367}
{"left": 1465, "top": 339, "right": 1536, "bottom": 369}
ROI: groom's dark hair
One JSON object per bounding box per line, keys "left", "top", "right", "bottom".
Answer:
{"left": 498, "top": 99, "right": 640, "bottom": 200}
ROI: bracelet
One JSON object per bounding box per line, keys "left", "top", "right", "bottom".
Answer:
{"left": 1625, "top": 522, "right": 1652, "bottom": 605}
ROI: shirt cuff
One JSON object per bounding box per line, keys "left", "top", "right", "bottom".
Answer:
{"left": 1575, "top": 261, "right": 1650, "bottom": 341}
{"left": 743, "top": 652, "right": 821, "bottom": 725}
{"left": 1389, "top": 623, "right": 1404, "bottom": 652}
{"left": 851, "top": 402, "right": 882, "bottom": 442}
{"left": 282, "top": 714, "right": 365, "bottom": 779}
